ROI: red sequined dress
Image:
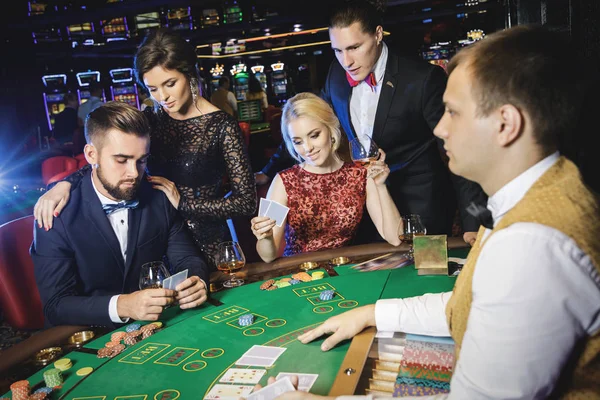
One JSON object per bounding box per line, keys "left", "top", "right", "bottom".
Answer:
{"left": 279, "top": 163, "right": 367, "bottom": 256}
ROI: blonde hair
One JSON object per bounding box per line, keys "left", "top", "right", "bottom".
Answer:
{"left": 281, "top": 92, "right": 342, "bottom": 163}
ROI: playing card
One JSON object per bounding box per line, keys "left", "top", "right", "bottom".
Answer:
{"left": 220, "top": 368, "right": 266, "bottom": 384}
{"left": 259, "top": 198, "right": 271, "bottom": 217}
{"left": 235, "top": 345, "right": 287, "bottom": 367}
{"left": 264, "top": 200, "right": 289, "bottom": 227}
{"left": 276, "top": 373, "right": 318, "bottom": 392}
{"left": 166, "top": 269, "right": 188, "bottom": 290}
{"left": 205, "top": 384, "right": 254, "bottom": 400}
{"left": 247, "top": 376, "right": 296, "bottom": 400}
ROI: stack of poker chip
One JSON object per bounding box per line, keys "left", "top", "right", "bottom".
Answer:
{"left": 319, "top": 290, "right": 335, "bottom": 301}
{"left": 33, "top": 387, "right": 53, "bottom": 397}
{"left": 259, "top": 279, "right": 276, "bottom": 291}
{"left": 29, "top": 391, "right": 49, "bottom": 400}
{"left": 238, "top": 314, "right": 255, "bottom": 326}
{"left": 291, "top": 272, "right": 312, "bottom": 282}
{"left": 140, "top": 323, "right": 158, "bottom": 339}
{"left": 9, "top": 380, "right": 30, "bottom": 400}
{"left": 76, "top": 367, "right": 94, "bottom": 377}
{"left": 288, "top": 279, "right": 301, "bottom": 285}
{"left": 53, "top": 358, "right": 72, "bottom": 372}
{"left": 43, "top": 368, "right": 63, "bottom": 388}
{"left": 125, "top": 323, "right": 141, "bottom": 332}
{"left": 311, "top": 271, "right": 325, "bottom": 280}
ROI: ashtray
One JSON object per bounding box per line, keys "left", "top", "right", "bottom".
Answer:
{"left": 329, "top": 256, "right": 350, "bottom": 266}
{"left": 68, "top": 330, "right": 95, "bottom": 347}
{"left": 34, "top": 347, "right": 62, "bottom": 365}
{"left": 299, "top": 261, "right": 319, "bottom": 271}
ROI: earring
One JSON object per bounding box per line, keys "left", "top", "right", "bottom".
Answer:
{"left": 331, "top": 137, "right": 336, "bottom": 145}
{"left": 190, "top": 78, "right": 199, "bottom": 102}
{"left": 153, "top": 100, "right": 163, "bottom": 115}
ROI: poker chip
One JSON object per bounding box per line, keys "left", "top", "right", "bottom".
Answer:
{"left": 140, "top": 323, "right": 157, "bottom": 333}
{"left": 34, "top": 387, "right": 53, "bottom": 395}
{"left": 111, "top": 331, "right": 127, "bottom": 343}
{"left": 288, "top": 279, "right": 301, "bottom": 285}
{"left": 260, "top": 279, "right": 275, "bottom": 290}
{"left": 28, "top": 393, "right": 47, "bottom": 400}
{"left": 311, "top": 271, "right": 325, "bottom": 280}
{"left": 276, "top": 281, "right": 291, "bottom": 288}
{"left": 292, "top": 272, "right": 312, "bottom": 282}
{"left": 266, "top": 285, "right": 278, "bottom": 291}
{"left": 151, "top": 321, "right": 164, "bottom": 328}
{"left": 53, "top": 358, "right": 72, "bottom": 371}
{"left": 97, "top": 347, "right": 113, "bottom": 358}
{"left": 142, "top": 330, "right": 155, "bottom": 340}
{"left": 238, "top": 314, "right": 255, "bottom": 326}
{"left": 319, "top": 290, "right": 335, "bottom": 301}
{"left": 111, "top": 344, "right": 126, "bottom": 357}
{"left": 43, "top": 368, "right": 63, "bottom": 388}
{"left": 280, "top": 278, "right": 291, "bottom": 282}
{"left": 10, "top": 380, "right": 30, "bottom": 400}
{"left": 76, "top": 367, "right": 94, "bottom": 376}
{"left": 127, "top": 330, "right": 142, "bottom": 338}
{"left": 125, "top": 323, "right": 141, "bottom": 332}
{"left": 105, "top": 341, "right": 119, "bottom": 348}
{"left": 124, "top": 336, "right": 138, "bottom": 346}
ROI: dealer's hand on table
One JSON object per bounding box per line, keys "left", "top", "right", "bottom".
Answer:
{"left": 366, "top": 149, "right": 390, "bottom": 185}
{"left": 117, "top": 288, "right": 177, "bottom": 321}
{"left": 298, "top": 305, "right": 376, "bottom": 351}
{"left": 251, "top": 216, "right": 276, "bottom": 240}
{"left": 175, "top": 276, "right": 208, "bottom": 309}
{"left": 463, "top": 231, "right": 478, "bottom": 246}
{"left": 34, "top": 181, "right": 71, "bottom": 230}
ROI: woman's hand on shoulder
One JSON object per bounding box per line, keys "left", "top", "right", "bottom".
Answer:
{"left": 147, "top": 176, "right": 181, "bottom": 209}
{"left": 251, "top": 216, "right": 276, "bottom": 240}
{"left": 366, "top": 149, "right": 390, "bottom": 186}
{"left": 34, "top": 181, "right": 72, "bottom": 230}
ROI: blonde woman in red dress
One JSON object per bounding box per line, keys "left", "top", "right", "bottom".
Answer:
{"left": 250, "top": 93, "right": 402, "bottom": 262}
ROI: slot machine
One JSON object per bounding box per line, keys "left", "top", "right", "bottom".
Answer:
{"left": 167, "top": 6, "right": 194, "bottom": 31}
{"left": 270, "top": 62, "right": 289, "bottom": 105}
{"left": 41, "top": 74, "right": 68, "bottom": 131}
{"left": 76, "top": 71, "right": 106, "bottom": 104}
{"left": 109, "top": 68, "right": 139, "bottom": 108}
{"left": 231, "top": 63, "right": 249, "bottom": 101}
{"left": 210, "top": 63, "right": 224, "bottom": 96}
{"left": 250, "top": 65, "right": 267, "bottom": 92}
{"left": 421, "top": 42, "right": 454, "bottom": 72}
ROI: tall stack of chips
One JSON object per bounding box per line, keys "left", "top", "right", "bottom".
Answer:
{"left": 319, "top": 290, "right": 335, "bottom": 301}
{"left": 311, "top": 271, "right": 324, "bottom": 280}
{"left": 238, "top": 314, "right": 255, "bottom": 326}
{"left": 43, "top": 368, "right": 63, "bottom": 388}
{"left": 9, "top": 380, "right": 30, "bottom": 400}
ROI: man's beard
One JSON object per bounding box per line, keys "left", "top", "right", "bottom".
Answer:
{"left": 96, "top": 164, "right": 141, "bottom": 201}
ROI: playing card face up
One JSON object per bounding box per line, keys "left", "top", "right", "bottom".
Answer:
{"left": 205, "top": 384, "right": 254, "bottom": 400}
{"left": 247, "top": 376, "right": 296, "bottom": 400}
{"left": 219, "top": 368, "right": 266, "bottom": 384}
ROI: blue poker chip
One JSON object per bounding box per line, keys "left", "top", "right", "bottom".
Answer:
{"left": 34, "top": 387, "right": 53, "bottom": 394}
{"left": 238, "top": 314, "right": 254, "bottom": 326}
{"left": 319, "top": 290, "right": 335, "bottom": 301}
{"left": 126, "top": 323, "right": 141, "bottom": 332}
{"left": 288, "top": 279, "right": 301, "bottom": 285}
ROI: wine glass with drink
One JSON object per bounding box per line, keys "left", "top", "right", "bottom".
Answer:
{"left": 139, "top": 261, "right": 171, "bottom": 290}
{"left": 399, "top": 214, "right": 427, "bottom": 259}
{"left": 349, "top": 134, "right": 380, "bottom": 167}
{"left": 216, "top": 241, "right": 246, "bottom": 288}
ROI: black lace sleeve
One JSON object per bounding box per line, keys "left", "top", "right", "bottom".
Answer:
{"left": 48, "top": 164, "right": 91, "bottom": 190}
{"left": 178, "top": 116, "right": 257, "bottom": 219}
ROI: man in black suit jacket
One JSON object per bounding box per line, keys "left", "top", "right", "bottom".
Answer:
{"left": 31, "top": 102, "right": 210, "bottom": 327}
{"left": 256, "top": 0, "right": 486, "bottom": 243}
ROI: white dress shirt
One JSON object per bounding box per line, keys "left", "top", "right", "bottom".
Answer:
{"left": 91, "top": 175, "right": 131, "bottom": 324}
{"left": 340, "top": 152, "right": 600, "bottom": 400}
{"left": 350, "top": 42, "right": 388, "bottom": 140}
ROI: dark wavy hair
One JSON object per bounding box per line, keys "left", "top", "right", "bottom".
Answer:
{"left": 248, "top": 74, "right": 263, "bottom": 94}
{"left": 134, "top": 28, "right": 199, "bottom": 89}
{"left": 328, "top": 0, "right": 386, "bottom": 34}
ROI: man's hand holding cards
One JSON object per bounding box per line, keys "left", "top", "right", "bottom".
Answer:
{"left": 164, "top": 270, "right": 208, "bottom": 309}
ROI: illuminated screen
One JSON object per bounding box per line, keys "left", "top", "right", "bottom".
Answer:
{"left": 136, "top": 12, "right": 160, "bottom": 29}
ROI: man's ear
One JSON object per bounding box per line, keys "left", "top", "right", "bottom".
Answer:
{"left": 496, "top": 104, "right": 523, "bottom": 148}
{"left": 84, "top": 143, "right": 98, "bottom": 167}
{"left": 376, "top": 25, "right": 383, "bottom": 44}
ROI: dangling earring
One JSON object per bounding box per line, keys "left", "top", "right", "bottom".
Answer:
{"left": 190, "top": 78, "right": 203, "bottom": 115}
{"left": 153, "top": 99, "right": 164, "bottom": 115}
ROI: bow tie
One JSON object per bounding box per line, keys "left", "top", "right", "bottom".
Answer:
{"left": 102, "top": 200, "right": 139, "bottom": 215}
{"left": 346, "top": 71, "right": 377, "bottom": 91}
{"left": 465, "top": 202, "right": 494, "bottom": 230}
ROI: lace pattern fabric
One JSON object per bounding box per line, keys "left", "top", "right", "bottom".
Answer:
{"left": 279, "top": 163, "right": 367, "bottom": 256}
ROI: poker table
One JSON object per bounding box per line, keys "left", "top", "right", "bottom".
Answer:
{"left": 2, "top": 240, "right": 470, "bottom": 399}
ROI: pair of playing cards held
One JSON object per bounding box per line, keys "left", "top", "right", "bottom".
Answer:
{"left": 162, "top": 269, "right": 188, "bottom": 290}
{"left": 259, "top": 198, "right": 289, "bottom": 227}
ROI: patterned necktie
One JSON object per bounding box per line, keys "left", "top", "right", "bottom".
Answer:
{"left": 465, "top": 202, "right": 494, "bottom": 230}
{"left": 102, "top": 200, "right": 139, "bottom": 216}
{"left": 346, "top": 71, "right": 377, "bottom": 91}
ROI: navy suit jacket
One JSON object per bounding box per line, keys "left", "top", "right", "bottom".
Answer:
{"left": 31, "top": 170, "right": 209, "bottom": 328}
{"left": 263, "top": 49, "right": 486, "bottom": 236}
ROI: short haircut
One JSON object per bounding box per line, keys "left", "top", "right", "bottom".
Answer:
{"left": 448, "top": 25, "right": 582, "bottom": 153}
{"left": 85, "top": 101, "right": 151, "bottom": 149}
{"left": 281, "top": 92, "right": 342, "bottom": 163}
{"left": 218, "top": 76, "right": 230, "bottom": 87}
{"left": 328, "top": 0, "right": 386, "bottom": 34}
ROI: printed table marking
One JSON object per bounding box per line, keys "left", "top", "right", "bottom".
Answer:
{"left": 154, "top": 347, "right": 199, "bottom": 366}
{"left": 119, "top": 343, "right": 171, "bottom": 365}
{"left": 307, "top": 292, "right": 345, "bottom": 306}
{"left": 292, "top": 283, "right": 336, "bottom": 297}
{"left": 202, "top": 305, "right": 250, "bottom": 324}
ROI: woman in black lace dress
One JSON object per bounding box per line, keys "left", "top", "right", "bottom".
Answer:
{"left": 33, "top": 28, "right": 256, "bottom": 266}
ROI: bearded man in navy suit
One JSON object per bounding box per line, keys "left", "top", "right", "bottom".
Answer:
{"left": 31, "top": 102, "right": 210, "bottom": 327}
